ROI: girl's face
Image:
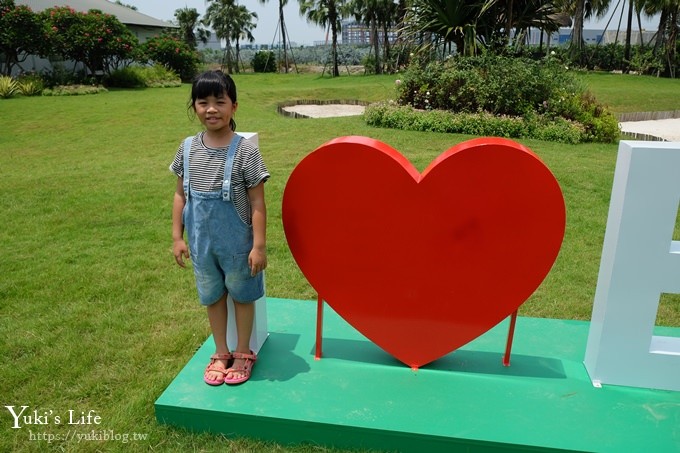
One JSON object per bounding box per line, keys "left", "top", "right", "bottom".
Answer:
{"left": 194, "top": 91, "right": 237, "bottom": 133}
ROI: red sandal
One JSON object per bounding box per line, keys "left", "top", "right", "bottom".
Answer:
{"left": 203, "top": 353, "right": 232, "bottom": 386}
{"left": 224, "top": 351, "right": 257, "bottom": 385}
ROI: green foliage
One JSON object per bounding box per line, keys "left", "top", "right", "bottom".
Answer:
{"left": 251, "top": 50, "right": 277, "bottom": 73}
{"left": 106, "top": 64, "right": 181, "bottom": 88}
{"left": 629, "top": 48, "right": 666, "bottom": 75}
{"left": 41, "top": 84, "right": 107, "bottom": 96}
{"left": 0, "top": 1, "right": 46, "bottom": 76}
{"left": 388, "top": 55, "right": 618, "bottom": 143}
{"left": 42, "top": 6, "right": 137, "bottom": 75}
{"left": 0, "top": 74, "right": 17, "bottom": 98}
{"left": 16, "top": 73, "right": 43, "bottom": 95}
{"left": 39, "top": 64, "right": 91, "bottom": 87}
{"left": 136, "top": 35, "right": 200, "bottom": 82}
{"left": 364, "top": 101, "right": 593, "bottom": 144}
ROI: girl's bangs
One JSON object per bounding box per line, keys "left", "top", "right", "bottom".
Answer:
{"left": 192, "top": 75, "right": 229, "bottom": 100}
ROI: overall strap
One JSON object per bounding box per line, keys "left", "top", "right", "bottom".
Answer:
{"left": 222, "top": 134, "right": 242, "bottom": 201}
{"left": 182, "top": 136, "right": 193, "bottom": 200}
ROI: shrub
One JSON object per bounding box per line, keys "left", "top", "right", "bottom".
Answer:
{"left": 251, "top": 50, "right": 277, "bottom": 73}
{"left": 17, "top": 79, "right": 43, "bottom": 96}
{"left": 364, "top": 101, "right": 612, "bottom": 144}
{"left": 136, "top": 35, "right": 199, "bottom": 82}
{"left": 40, "top": 65, "right": 92, "bottom": 88}
{"left": 42, "top": 85, "right": 107, "bottom": 96}
{"left": 385, "top": 55, "right": 618, "bottom": 144}
{"left": 106, "top": 65, "right": 180, "bottom": 88}
{"left": 0, "top": 76, "right": 18, "bottom": 99}
{"left": 14, "top": 74, "right": 45, "bottom": 96}
{"left": 106, "top": 66, "right": 145, "bottom": 88}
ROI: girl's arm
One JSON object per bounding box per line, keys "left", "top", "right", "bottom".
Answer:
{"left": 172, "top": 177, "right": 189, "bottom": 267}
{"left": 247, "top": 182, "right": 267, "bottom": 276}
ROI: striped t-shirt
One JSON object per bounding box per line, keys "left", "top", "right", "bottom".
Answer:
{"left": 169, "top": 132, "right": 270, "bottom": 225}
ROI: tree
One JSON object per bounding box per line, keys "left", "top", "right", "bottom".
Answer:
{"left": 641, "top": 0, "right": 679, "bottom": 77}
{"left": 350, "top": 0, "right": 380, "bottom": 73}
{"left": 174, "top": 7, "right": 209, "bottom": 50}
{"left": 299, "top": 0, "right": 347, "bottom": 76}
{"left": 204, "top": 0, "right": 239, "bottom": 73}
{"left": 230, "top": 5, "right": 258, "bottom": 73}
{"left": 258, "top": 0, "right": 292, "bottom": 72}
{"left": 43, "top": 6, "right": 137, "bottom": 76}
{"left": 137, "top": 34, "right": 199, "bottom": 81}
{"left": 0, "top": 0, "right": 45, "bottom": 76}
{"left": 401, "top": 0, "right": 487, "bottom": 56}
{"left": 561, "top": 0, "right": 612, "bottom": 64}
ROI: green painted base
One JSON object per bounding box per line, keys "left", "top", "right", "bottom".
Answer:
{"left": 155, "top": 298, "right": 680, "bottom": 452}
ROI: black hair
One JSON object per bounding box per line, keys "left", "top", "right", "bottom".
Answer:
{"left": 187, "top": 70, "right": 237, "bottom": 131}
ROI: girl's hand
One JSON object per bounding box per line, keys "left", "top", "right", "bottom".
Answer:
{"left": 173, "top": 239, "right": 189, "bottom": 268}
{"left": 248, "top": 247, "right": 267, "bottom": 276}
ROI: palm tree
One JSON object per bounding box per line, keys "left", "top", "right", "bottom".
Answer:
{"left": 560, "top": 0, "right": 612, "bottom": 64}
{"left": 259, "top": 0, "right": 293, "bottom": 72}
{"left": 299, "top": 0, "right": 347, "bottom": 76}
{"left": 402, "top": 0, "right": 493, "bottom": 57}
{"left": 174, "top": 7, "right": 210, "bottom": 49}
{"left": 350, "top": 0, "right": 382, "bottom": 73}
{"left": 640, "top": 0, "right": 679, "bottom": 77}
{"left": 231, "top": 5, "right": 258, "bottom": 73}
{"left": 203, "top": 0, "right": 238, "bottom": 73}
{"left": 376, "top": 0, "right": 400, "bottom": 71}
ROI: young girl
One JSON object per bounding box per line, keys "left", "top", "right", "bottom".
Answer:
{"left": 170, "top": 70, "right": 269, "bottom": 386}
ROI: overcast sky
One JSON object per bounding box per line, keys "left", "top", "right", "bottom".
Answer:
{"left": 126, "top": 0, "right": 329, "bottom": 46}
{"left": 125, "top": 1, "right": 659, "bottom": 47}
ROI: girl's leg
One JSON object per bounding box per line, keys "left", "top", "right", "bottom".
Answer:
{"left": 205, "top": 293, "right": 229, "bottom": 381}
{"left": 226, "top": 300, "right": 255, "bottom": 381}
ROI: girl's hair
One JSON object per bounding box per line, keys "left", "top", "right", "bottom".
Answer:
{"left": 188, "top": 70, "right": 237, "bottom": 131}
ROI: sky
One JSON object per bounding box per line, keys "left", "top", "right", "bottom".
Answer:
{"left": 126, "top": 0, "right": 329, "bottom": 46}
{"left": 125, "top": 1, "right": 659, "bottom": 47}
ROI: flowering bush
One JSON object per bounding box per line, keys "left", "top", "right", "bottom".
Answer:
{"left": 1, "top": 2, "right": 46, "bottom": 76}
{"left": 43, "top": 7, "right": 137, "bottom": 75}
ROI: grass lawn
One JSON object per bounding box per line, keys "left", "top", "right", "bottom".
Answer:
{"left": 0, "top": 71, "right": 678, "bottom": 452}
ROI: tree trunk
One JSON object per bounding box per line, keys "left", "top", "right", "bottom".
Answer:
{"left": 280, "top": 2, "right": 289, "bottom": 73}
{"left": 330, "top": 14, "right": 339, "bottom": 77}
{"left": 382, "top": 22, "right": 391, "bottom": 73}
{"left": 506, "top": 0, "right": 514, "bottom": 45}
{"left": 371, "top": 17, "right": 381, "bottom": 74}
{"left": 570, "top": 0, "right": 585, "bottom": 64}
{"left": 624, "top": 0, "right": 633, "bottom": 73}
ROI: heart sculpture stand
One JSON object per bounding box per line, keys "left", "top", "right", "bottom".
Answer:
{"left": 282, "top": 136, "right": 565, "bottom": 369}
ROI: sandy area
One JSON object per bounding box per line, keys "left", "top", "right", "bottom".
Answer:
{"left": 283, "top": 104, "right": 680, "bottom": 142}
{"left": 281, "top": 104, "right": 366, "bottom": 118}
{"left": 619, "top": 118, "right": 680, "bottom": 142}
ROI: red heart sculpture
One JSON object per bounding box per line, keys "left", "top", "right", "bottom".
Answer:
{"left": 282, "top": 136, "right": 565, "bottom": 368}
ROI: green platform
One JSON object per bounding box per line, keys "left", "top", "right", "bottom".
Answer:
{"left": 155, "top": 298, "right": 680, "bottom": 452}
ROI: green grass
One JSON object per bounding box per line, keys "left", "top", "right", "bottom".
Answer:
{"left": 0, "top": 71, "right": 678, "bottom": 452}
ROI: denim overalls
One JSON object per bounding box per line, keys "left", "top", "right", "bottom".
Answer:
{"left": 182, "top": 134, "right": 263, "bottom": 305}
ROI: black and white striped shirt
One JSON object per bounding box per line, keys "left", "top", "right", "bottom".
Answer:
{"left": 169, "top": 132, "right": 270, "bottom": 225}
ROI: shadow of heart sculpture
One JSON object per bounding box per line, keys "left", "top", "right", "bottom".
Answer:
{"left": 282, "top": 136, "right": 566, "bottom": 368}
